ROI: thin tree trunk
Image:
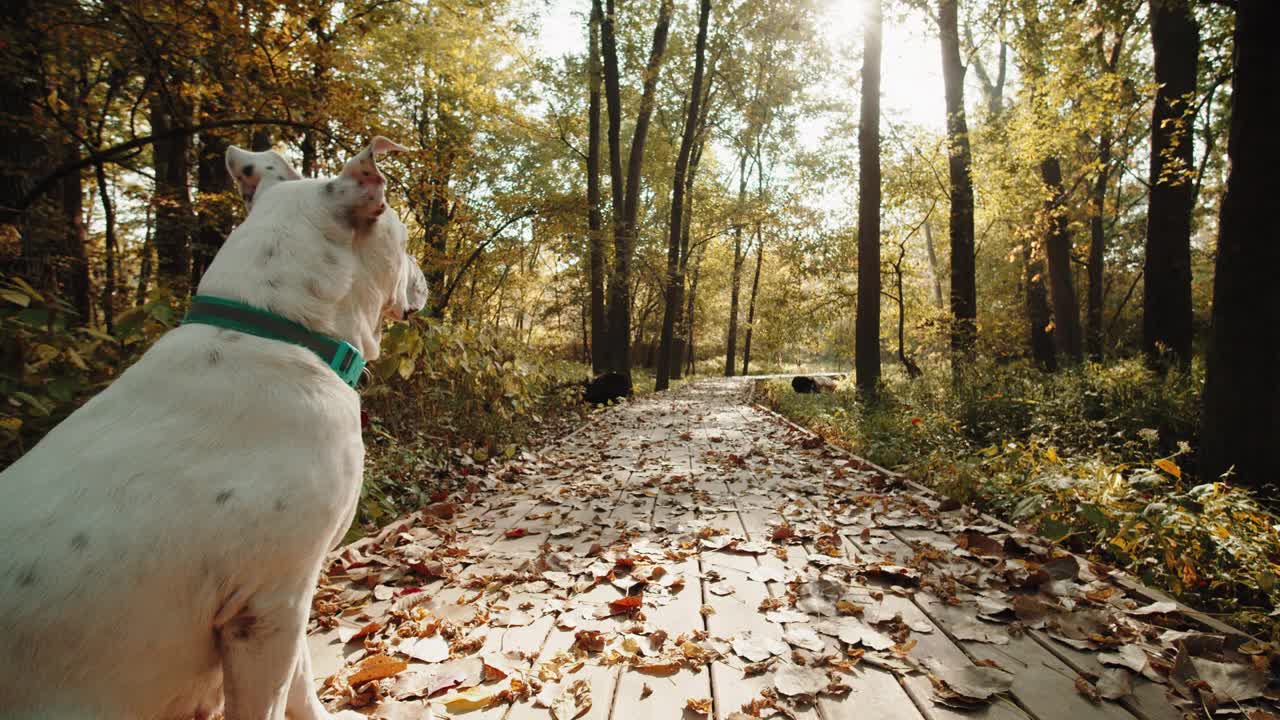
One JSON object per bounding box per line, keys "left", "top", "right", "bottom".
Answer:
{"left": 603, "top": 0, "right": 673, "bottom": 379}
{"left": 724, "top": 153, "right": 748, "bottom": 377}
{"left": 923, "top": 219, "right": 944, "bottom": 308}
{"left": 657, "top": 0, "right": 710, "bottom": 391}
{"left": 136, "top": 204, "right": 153, "bottom": 306}
{"left": 1087, "top": 131, "right": 1111, "bottom": 361}
{"left": 95, "top": 163, "right": 117, "bottom": 333}
{"left": 1088, "top": 35, "right": 1125, "bottom": 362}
{"left": 856, "top": 0, "right": 883, "bottom": 394}
{"left": 741, "top": 234, "right": 764, "bottom": 375}
{"left": 59, "top": 134, "right": 90, "bottom": 323}
{"left": 939, "top": 0, "right": 978, "bottom": 362}
{"left": 1143, "top": 0, "right": 1198, "bottom": 369}
{"left": 1040, "top": 156, "right": 1083, "bottom": 363}
{"left": 1024, "top": 239, "right": 1057, "bottom": 371}
{"left": 1199, "top": 0, "right": 1280, "bottom": 489}
{"left": 587, "top": 2, "right": 608, "bottom": 375}
{"left": 685, "top": 249, "right": 703, "bottom": 376}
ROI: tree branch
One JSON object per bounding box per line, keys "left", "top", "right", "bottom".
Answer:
{"left": 11, "top": 118, "right": 338, "bottom": 214}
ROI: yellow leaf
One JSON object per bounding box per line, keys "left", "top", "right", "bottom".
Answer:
{"left": 0, "top": 417, "right": 21, "bottom": 433}
{"left": 1154, "top": 458, "right": 1181, "bottom": 479}
{"left": 347, "top": 654, "right": 407, "bottom": 686}
{"left": 443, "top": 685, "right": 497, "bottom": 712}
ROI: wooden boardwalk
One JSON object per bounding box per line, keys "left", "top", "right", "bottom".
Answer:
{"left": 310, "top": 379, "right": 1271, "bottom": 720}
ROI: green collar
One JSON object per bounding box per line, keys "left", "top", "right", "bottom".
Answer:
{"left": 182, "top": 295, "right": 366, "bottom": 388}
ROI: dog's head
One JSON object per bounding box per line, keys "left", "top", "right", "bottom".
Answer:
{"left": 200, "top": 137, "right": 426, "bottom": 365}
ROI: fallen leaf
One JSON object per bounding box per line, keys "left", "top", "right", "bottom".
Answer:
{"left": 349, "top": 654, "right": 410, "bottom": 687}
{"left": 685, "top": 697, "right": 713, "bottom": 715}
{"left": 442, "top": 685, "right": 497, "bottom": 712}
{"left": 774, "top": 664, "right": 828, "bottom": 696}
{"left": 399, "top": 635, "right": 450, "bottom": 663}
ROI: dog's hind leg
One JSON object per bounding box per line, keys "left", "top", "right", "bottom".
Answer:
{"left": 217, "top": 585, "right": 310, "bottom": 720}
{"left": 285, "top": 634, "right": 333, "bottom": 720}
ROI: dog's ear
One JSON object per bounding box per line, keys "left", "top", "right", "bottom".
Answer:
{"left": 225, "top": 146, "right": 302, "bottom": 212}
{"left": 337, "top": 137, "right": 408, "bottom": 222}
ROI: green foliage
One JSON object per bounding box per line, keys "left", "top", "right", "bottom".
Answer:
{"left": 760, "top": 360, "right": 1280, "bottom": 636}
{"left": 356, "top": 319, "right": 587, "bottom": 534}
{"left": 0, "top": 275, "right": 173, "bottom": 467}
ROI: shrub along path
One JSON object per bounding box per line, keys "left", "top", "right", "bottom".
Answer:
{"left": 308, "top": 379, "right": 1272, "bottom": 720}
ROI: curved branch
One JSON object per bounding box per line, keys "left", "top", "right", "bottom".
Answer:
{"left": 10, "top": 118, "right": 338, "bottom": 214}
{"left": 433, "top": 208, "right": 538, "bottom": 314}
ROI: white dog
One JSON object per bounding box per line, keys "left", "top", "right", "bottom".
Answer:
{"left": 0, "top": 137, "right": 423, "bottom": 719}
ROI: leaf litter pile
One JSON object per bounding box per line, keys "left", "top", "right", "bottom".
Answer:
{"left": 310, "top": 380, "right": 1278, "bottom": 719}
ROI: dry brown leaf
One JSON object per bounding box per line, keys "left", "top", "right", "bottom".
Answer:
{"left": 349, "top": 654, "right": 409, "bottom": 687}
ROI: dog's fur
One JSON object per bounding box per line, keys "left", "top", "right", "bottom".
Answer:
{"left": 0, "top": 138, "right": 422, "bottom": 720}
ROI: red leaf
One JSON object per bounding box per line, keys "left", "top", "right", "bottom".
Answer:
{"left": 608, "top": 594, "right": 643, "bottom": 615}
{"left": 505, "top": 528, "right": 529, "bottom": 539}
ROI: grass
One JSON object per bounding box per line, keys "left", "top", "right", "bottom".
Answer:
{"left": 757, "top": 358, "right": 1280, "bottom": 638}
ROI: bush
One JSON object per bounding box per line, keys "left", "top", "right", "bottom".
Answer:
{"left": 0, "top": 276, "right": 175, "bottom": 467}
{"left": 1, "top": 276, "right": 590, "bottom": 537}
{"left": 356, "top": 318, "right": 587, "bottom": 532}
{"left": 758, "top": 360, "right": 1280, "bottom": 637}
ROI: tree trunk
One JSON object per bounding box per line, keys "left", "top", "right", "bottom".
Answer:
{"left": 250, "top": 128, "right": 273, "bottom": 152}
{"left": 685, "top": 249, "right": 703, "bottom": 376}
{"left": 656, "top": 0, "right": 710, "bottom": 391}
{"left": 587, "top": 2, "right": 608, "bottom": 375}
{"left": 1040, "top": 157, "right": 1083, "bottom": 363}
{"left": 95, "top": 163, "right": 117, "bottom": 332}
{"left": 724, "top": 153, "right": 749, "bottom": 377}
{"left": 193, "top": 128, "right": 232, "bottom": 287}
{"left": 150, "top": 93, "right": 194, "bottom": 299}
{"left": 1199, "top": 0, "right": 1280, "bottom": 489}
{"left": 855, "top": 0, "right": 883, "bottom": 394}
{"left": 0, "top": 0, "right": 40, "bottom": 276}
{"left": 939, "top": 0, "right": 978, "bottom": 362}
{"left": 1087, "top": 35, "right": 1125, "bottom": 362}
{"left": 136, "top": 204, "right": 153, "bottom": 306}
{"left": 741, "top": 234, "right": 764, "bottom": 375}
{"left": 1024, "top": 239, "right": 1057, "bottom": 371}
{"left": 603, "top": 0, "right": 673, "bottom": 380}
{"left": 1143, "top": 0, "right": 1198, "bottom": 369}
{"left": 1087, "top": 131, "right": 1111, "bottom": 362}
{"left": 58, "top": 133, "right": 90, "bottom": 323}
{"left": 923, "top": 219, "right": 944, "bottom": 308}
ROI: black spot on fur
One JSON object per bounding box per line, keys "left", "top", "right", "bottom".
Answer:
{"left": 266, "top": 276, "right": 282, "bottom": 290}
{"left": 274, "top": 498, "right": 288, "bottom": 512}
{"left": 71, "top": 533, "right": 89, "bottom": 551}
{"left": 324, "top": 181, "right": 335, "bottom": 194}
{"left": 265, "top": 164, "right": 274, "bottom": 171}
{"left": 228, "top": 614, "right": 257, "bottom": 641}
{"left": 276, "top": 174, "right": 285, "bottom": 181}
{"left": 15, "top": 564, "right": 37, "bottom": 587}
{"left": 323, "top": 250, "right": 339, "bottom": 266}
{"left": 207, "top": 348, "right": 222, "bottom": 366}
{"left": 215, "top": 489, "right": 234, "bottom": 505}
{"left": 261, "top": 242, "right": 277, "bottom": 262}
{"left": 241, "top": 164, "right": 255, "bottom": 177}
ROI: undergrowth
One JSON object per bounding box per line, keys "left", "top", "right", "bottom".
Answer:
{"left": 1, "top": 276, "right": 589, "bottom": 538}
{"left": 759, "top": 360, "right": 1280, "bottom": 638}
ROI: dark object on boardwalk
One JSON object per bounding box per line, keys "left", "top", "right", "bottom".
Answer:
{"left": 584, "top": 372, "right": 632, "bottom": 405}
{"left": 792, "top": 375, "right": 838, "bottom": 394}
